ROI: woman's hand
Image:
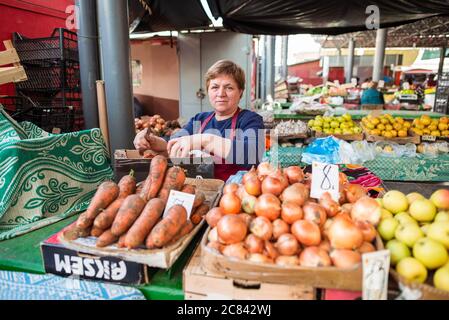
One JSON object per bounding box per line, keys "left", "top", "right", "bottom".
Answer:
{"left": 167, "top": 135, "right": 195, "bottom": 158}
{"left": 133, "top": 129, "right": 168, "bottom": 153}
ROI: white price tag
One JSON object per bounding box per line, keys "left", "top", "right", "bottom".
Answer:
{"left": 310, "top": 162, "right": 340, "bottom": 202}
{"left": 351, "top": 78, "right": 357, "bottom": 86}
{"left": 362, "top": 250, "right": 390, "bottom": 300}
{"left": 403, "top": 82, "right": 410, "bottom": 90}
{"left": 163, "top": 190, "right": 196, "bottom": 218}
{"left": 378, "top": 80, "right": 385, "bottom": 88}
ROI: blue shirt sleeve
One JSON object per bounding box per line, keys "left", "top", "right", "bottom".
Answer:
{"left": 170, "top": 117, "right": 195, "bottom": 140}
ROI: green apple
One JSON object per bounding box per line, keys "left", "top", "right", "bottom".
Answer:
{"left": 383, "top": 190, "right": 409, "bottom": 214}
{"left": 409, "top": 199, "right": 437, "bottom": 222}
{"left": 420, "top": 223, "right": 431, "bottom": 236}
{"left": 377, "top": 218, "right": 399, "bottom": 241}
{"left": 406, "top": 192, "right": 425, "bottom": 205}
{"left": 330, "top": 121, "right": 339, "bottom": 128}
{"left": 427, "top": 221, "right": 449, "bottom": 249}
{"left": 381, "top": 209, "right": 393, "bottom": 219}
{"left": 334, "top": 128, "right": 342, "bottom": 135}
{"left": 433, "top": 267, "right": 449, "bottom": 292}
{"left": 413, "top": 238, "right": 448, "bottom": 270}
{"left": 435, "top": 211, "right": 449, "bottom": 223}
{"left": 396, "top": 257, "right": 428, "bottom": 284}
{"left": 386, "top": 239, "right": 411, "bottom": 266}
{"left": 395, "top": 223, "right": 424, "bottom": 247}
{"left": 394, "top": 212, "right": 418, "bottom": 226}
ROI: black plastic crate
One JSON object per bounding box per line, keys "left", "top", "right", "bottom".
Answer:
{"left": 13, "top": 28, "right": 79, "bottom": 63}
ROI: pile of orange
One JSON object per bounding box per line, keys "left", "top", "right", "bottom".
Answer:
{"left": 361, "top": 114, "right": 411, "bottom": 138}
{"left": 412, "top": 115, "right": 449, "bottom": 137}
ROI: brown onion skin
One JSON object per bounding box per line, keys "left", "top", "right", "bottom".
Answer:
{"left": 319, "top": 192, "right": 341, "bottom": 218}
{"left": 275, "top": 233, "right": 300, "bottom": 256}
{"left": 264, "top": 240, "right": 279, "bottom": 260}
{"left": 319, "top": 239, "right": 331, "bottom": 253}
{"left": 303, "top": 202, "right": 327, "bottom": 227}
{"left": 261, "top": 176, "right": 285, "bottom": 196}
{"left": 242, "top": 167, "right": 258, "bottom": 185}
{"left": 244, "top": 176, "right": 262, "bottom": 197}
{"left": 330, "top": 249, "right": 361, "bottom": 268}
{"left": 291, "top": 220, "right": 321, "bottom": 246}
{"left": 249, "top": 216, "right": 273, "bottom": 241}
{"left": 345, "top": 184, "right": 367, "bottom": 204}
{"left": 217, "top": 215, "right": 248, "bottom": 245}
{"left": 355, "top": 220, "right": 377, "bottom": 243}
{"left": 299, "top": 246, "right": 332, "bottom": 267}
{"left": 351, "top": 196, "right": 382, "bottom": 226}
{"left": 208, "top": 227, "right": 219, "bottom": 243}
{"left": 223, "top": 183, "right": 239, "bottom": 194}
{"left": 241, "top": 195, "right": 257, "bottom": 215}
{"left": 275, "top": 255, "right": 300, "bottom": 267}
{"left": 254, "top": 194, "right": 281, "bottom": 221}
{"left": 281, "top": 202, "right": 303, "bottom": 225}
{"left": 206, "top": 207, "right": 225, "bottom": 228}
{"left": 207, "top": 241, "right": 224, "bottom": 253}
{"left": 272, "top": 219, "right": 290, "bottom": 240}
{"left": 247, "top": 253, "right": 274, "bottom": 264}
{"left": 281, "top": 183, "right": 309, "bottom": 206}
{"left": 358, "top": 241, "right": 376, "bottom": 254}
{"left": 328, "top": 217, "right": 364, "bottom": 250}
{"left": 257, "top": 162, "right": 275, "bottom": 178}
{"left": 237, "top": 213, "right": 254, "bottom": 228}
{"left": 283, "top": 166, "right": 304, "bottom": 184}
{"left": 219, "top": 193, "right": 242, "bottom": 215}
{"left": 245, "top": 234, "right": 264, "bottom": 254}
{"left": 222, "top": 243, "right": 248, "bottom": 260}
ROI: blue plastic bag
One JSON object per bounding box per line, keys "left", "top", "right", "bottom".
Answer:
{"left": 302, "top": 136, "right": 343, "bottom": 164}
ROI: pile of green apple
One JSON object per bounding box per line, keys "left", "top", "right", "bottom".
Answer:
{"left": 377, "top": 189, "right": 449, "bottom": 292}
{"left": 308, "top": 114, "right": 363, "bottom": 135}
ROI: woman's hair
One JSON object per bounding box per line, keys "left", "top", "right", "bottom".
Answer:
{"left": 205, "top": 60, "right": 246, "bottom": 91}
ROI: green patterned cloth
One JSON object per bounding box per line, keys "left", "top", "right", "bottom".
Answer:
{"left": 267, "top": 146, "right": 449, "bottom": 182}
{"left": 0, "top": 106, "right": 113, "bottom": 241}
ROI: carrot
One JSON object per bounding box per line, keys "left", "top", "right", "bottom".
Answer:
{"left": 91, "top": 226, "right": 105, "bottom": 238}
{"left": 111, "top": 194, "right": 146, "bottom": 236}
{"left": 140, "top": 155, "right": 168, "bottom": 201}
{"left": 158, "top": 167, "right": 186, "bottom": 203}
{"left": 65, "top": 223, "right": 91, "bottom": 241}
{"left": 93, "top": 173, "right": 136, "bottom": 230}
{"left": 76, "top": 181, "right": 120, "bottom": 229}
{"left": 181, "top": 184, "right": 196, "bottom": 195}
{"left": 193, "top": 191, "right": 206, "bottom": 209}
{"left": 117, "top": 233, "right": 127, "bottom": 248}
{"left": 96, "top": 229, "right": 119, "bottom": 248}
{"left": 146, "top": 205, "right": 187, "bottom": 248}
{"left": 124, "top": 198, "right": 166, "bottom": 249}
{"left": 190, "top": 203, "right": 210, "bottom": 225}
{"left": 169, "top": 220, "right": 194, "bottom": 245}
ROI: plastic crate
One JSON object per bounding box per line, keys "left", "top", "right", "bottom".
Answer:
{"left": 13, "top": 28, "right": 78, "bottom": 63}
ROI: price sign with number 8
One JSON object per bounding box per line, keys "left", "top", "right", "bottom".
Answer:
{"left": 310, "top": 162, "right": 340, "bottom": 202}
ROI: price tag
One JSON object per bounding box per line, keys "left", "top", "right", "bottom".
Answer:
{"left": 362, "top": 250, "right": 390, "bottom": 300}
{"left": 378, "top": 80, "right": 385, "bottom": 88}
{"left": 310, "top": 162, "right": 340, "bottom": 202}
{"left": 351, "top": 78, "right": 358, "bottom": 86}
{"left": 403, "top": 82, "right": 410, "bottom": 90}
{"left": 163, "top": 190, "right": 196, "bottom": 218}
{"left": 422, "top": 135, "right": 436, "bottom": 142}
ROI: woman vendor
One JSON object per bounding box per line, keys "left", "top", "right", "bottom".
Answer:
{"left": 134, "top": 60, "right": 265, "bottom": 181}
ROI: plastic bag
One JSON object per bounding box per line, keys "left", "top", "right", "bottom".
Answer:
{"left": 351, "top": 140, "right": 376, "bottom": 163}
{"left": 302, "top": 136, "right": 343, "bottom": 164}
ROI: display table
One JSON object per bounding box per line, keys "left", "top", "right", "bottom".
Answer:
{"left": 0, "top": 214, "right": 194, "bottom": 300}
{"left": 266, "top": 147, "right": 449, "bottom": 182}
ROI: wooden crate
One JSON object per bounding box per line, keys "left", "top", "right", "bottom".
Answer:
{"left": 0, "top": 40, "right": 27, "bottom": 85}
{"left": 390, "top": 269, "right": 449, "bottom": 300}
{"left": 183, "top": 244, "right": 316, "bottom": 300}
{"left": 312, "top": 130, "right": 364, "bottom": 141}
{"left": 362, "top": 126, "right": 421, "bottom": 145}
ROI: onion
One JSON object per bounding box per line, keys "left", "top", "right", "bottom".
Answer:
{"left": 247, "top": 253, "right": 274, "bottom": 264}
{"left": 319, "top": 192, "right": 340, "bottom": 218}
{"left": 245, "top": 234, "right": 264, "bottom": 254}
{"left": 257, "top": 162, "right": 275, "bottom": 178}
{"left": 283, "top": 166, "right": 304, "bottom": 184}
{"left": 345, "top": 184, "right": 367, "bottom": 203}
{"left": 250, "top": 216, "right": 273, "bottom": 240}
{"left": 264, "top": 240, "right": 279, "bottom": 260}
{"left": 281, "top": 183, "right": 309, "bottom": 206}
{"left": 261, "top": 176, "right": 284, "bottom": 196}
{"left": 275, "top": 234, "right": 300, "bottom": 256}
{"left": 358, "top": 242, "right": 376, "bottom": 254}
{"left": 241, "top": 195, "right": 257, "bottom": 214}
{"left": 303, "top": 173, "right": 313, "bottom": 189}
{"left": 299, "top": 247, "right": 332, "bottom": 267}
{"left": 237, "top": 213, "right": 254, "bottom": 228}
{"left": 208, "top": 227, "right": 219, "bottom": 243}
{"left": 206, "top": 207, "right": 225, "bottom": 228}
{"left": 236, "top": 185, "right": 250, "bottom": 200}
{"left": 281, "top": 202, "right": 303, "bottom": 224}
{"left": 222, "top": 243, "right": 248, "bottom": 260}
{"left": 275, "top": 255, "right": 300, "bottom": 267}
{"left": 244, "top": 176, "right": 262, "bottom": 196}
{"left": 223, "top": 183, "right": 239, "bottom": 194}
{"left": 319, "top": 239, "right": 331, "bottom": 253}
{"left": 254, "top": 194, "right": 281, "bottom": 221}
{"left": 328, "top": 217, "right": 363, "bottom": 250}
{"left": 207, "top": 241, "right": 224, "bottom": 253}
{"left": 322, "top": 218, "right": 334, "bottom": 240}
{"left": 330, "top": 249, "right": 361, "bottom": 268}
{"left": 355, "top": 220, "right": 377, "bottom": 242}
{"left": 351, "top": 196, "right": 382, "bottom": 226}
{"left": 271, "top": 168, "right": 289, "bottom": 190}
{"left": 341, "top": 203, "right": 353, "bottom": 214}
{"left": 220, "top": 193, "right": 242, "bottom": 215}
{"left": 291, "top": 220, "right": 321, "bottom": 246}
{"left": 217, "top": 215, "right": 248, "bottom": 244}
{"left": 339, "top": 172, "right": 348, "bottom": 185}
{"left": 272, "top": 219, "right": 290, "bottom": 240}
{"left": 303, "top": 202, "right": 327, "bottom": 227}
{"left": 242, "top": 166, "right": 258, "bottom": 184}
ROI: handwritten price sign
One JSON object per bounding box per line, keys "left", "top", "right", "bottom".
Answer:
{"left": 164, "top": 190, "right": 195, "bottom": 218}
{"left": 310, "top": 162, "right": 340, "bottom": 202}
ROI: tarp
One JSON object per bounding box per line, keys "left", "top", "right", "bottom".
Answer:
{"left": 129, "top": 0, "right": 449, "bottom": 35}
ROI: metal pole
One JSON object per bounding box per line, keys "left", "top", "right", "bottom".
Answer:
{"left": 266, "top": 35, "right": 275, "bottom": 99}
{"left": 373, "top": 28, "right": 387, "bottom": 82}
{"left": 346, "top": 38, "right": 355, "bottom": 83}
{"left": 281, "top": 35, "right": 288, "bottom": 79}
{"left": 437, "top": 45, "right": 446, "bottom": 78}
{"left": 97, "top": 0, "right": 135, "bottom": 153}
{"left": 76, "top": 0, "right": 100, "bottom": 129}
{"left": 260, "top": 35, "right": 266, "bottom": 101}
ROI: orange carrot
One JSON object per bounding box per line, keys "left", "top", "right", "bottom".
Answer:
{"left": 146, "top": 205, "right": 187, "bottom": 248}
{"left": 140, "top": 155, "right": 168, "bottom": 201}
{"left": 91, "top": 226, "right": 105, "bottom": 238}
{"left": 190, "top": 203, "right": 210, "bottom": 225}
{"left": 96, "top": 229, "right": 119, "bottom": 248}
{"left": 193, "top": 191, "right": 206, "bottom": 209}
{"left": 169, "top": 220, "right": 194, "bottom": 245}
{"left": 111, "top": 195, "right": 146, "bottom": 236}
{"left": 158, "top": 167, "right": 186, "bottom": 203}
{"left": 181, "top": 184, "right": 196, "bottom": 195}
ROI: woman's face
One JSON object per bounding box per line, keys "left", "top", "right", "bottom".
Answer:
{"left": 208, "top": 74, "right": 243, "bottom": 115}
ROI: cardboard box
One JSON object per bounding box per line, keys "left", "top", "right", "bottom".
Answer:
{"left": 114, "top": 150, "right": 215, "bottom": 182}
{"left": 41, "top": 229, "right": 150, "bottom": 285}
{"left": 183, "top": 244, "right": 316, "bottom": 300}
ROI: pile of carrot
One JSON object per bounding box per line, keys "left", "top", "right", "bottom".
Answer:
{"left": 71, "top": 155, "right": 209, "bottom": 249}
